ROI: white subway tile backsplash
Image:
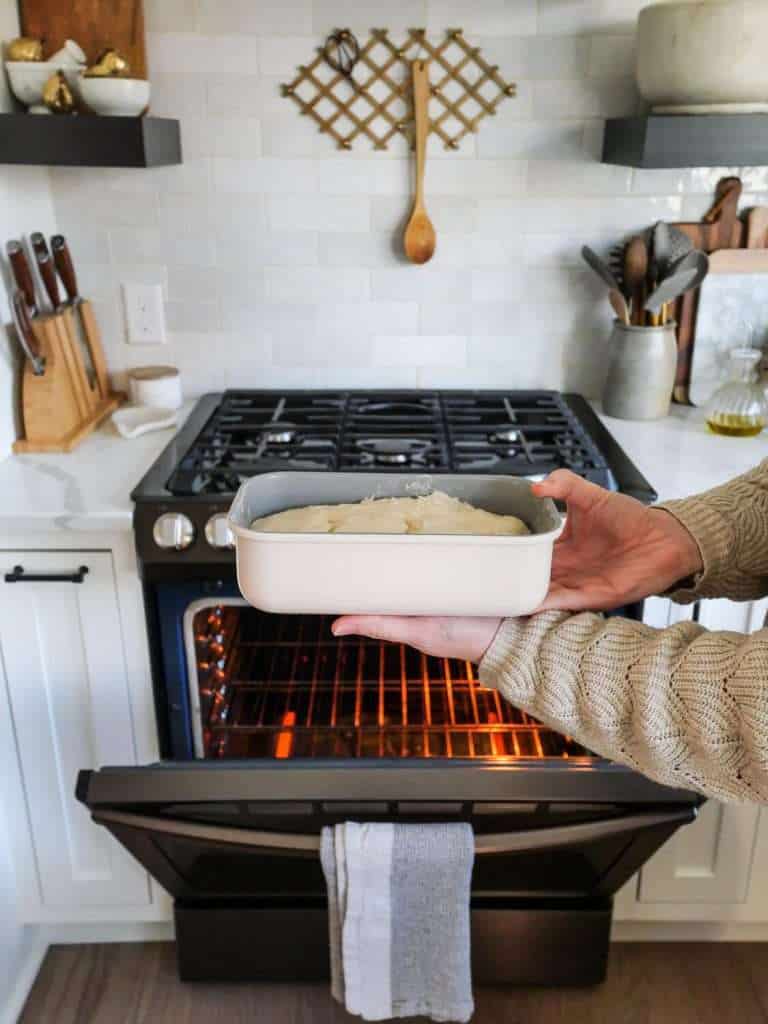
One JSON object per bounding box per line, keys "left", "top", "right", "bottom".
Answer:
{"left": 420, "top": 303, "right": 473, "bottom": 334}
{"left": 371, "top": 267, "right": 466, "bottom": 303}
{"left": 265, "top": 266, "right": 370, "bottom": 302}
{"left": 145, "top": 0, "right": 199, "bottom": 32}
{"left": 588, "top": 34, "right": 635, "bottom": 78}
{"left": 477, "top": 118, "right": 588, "bottom": 160}
{"left": 318, "top": 232, "right": 399, "bottom": 267}
{"left": 271, "top": 331, "right": 373, "bottom": 367}
{"left": 198, "top": 0, "right": 313, "bottom": 34}
{"left": 166, "top": 299, "right": 224, "bottom": 333}
{"left": 148, "top": 33, "right": 259, "bottom": 73}
{"left": 212, "top": 157, "right": 318, "bottom": 194}
{"left": 527, "top": 159, "right": 632, "bottom": 195}
{"left": 206, "top": 74, "right": 262, "bottom": 117}
{"left": 46, "top": 0, "right": 735, "bottom": 399}
{"left": 372, "top": 196, "right": 475, "bottom": 234}
{"left": 427, "top": 0, "right": 537, "bottom": 36}
{"left": 257, "top": 36, "right": 317, "bottom": 76}
{"left": 373, "top": 335, "right": 467, "bottom": 368}
{"left": 268, "top": 195, "right": 371, "bottom": 232}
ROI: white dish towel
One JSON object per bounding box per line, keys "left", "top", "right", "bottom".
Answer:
{"left": 320, "top": 822, "right": 475, "bottom": 1023}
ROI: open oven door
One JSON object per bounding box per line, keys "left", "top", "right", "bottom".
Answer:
{"left": 77, "top": 761, "right": 698, "bottom": 985}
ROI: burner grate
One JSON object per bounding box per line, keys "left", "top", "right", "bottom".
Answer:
{"left": 165, "top": 390, "right": 611, "bottom": 495}
{"left": 194, "top": 607, "right": 590, "bottom": 761}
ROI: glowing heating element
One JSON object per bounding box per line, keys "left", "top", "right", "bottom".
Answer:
{"left": 194, "top": 608, "right": 590, "bottom": 761}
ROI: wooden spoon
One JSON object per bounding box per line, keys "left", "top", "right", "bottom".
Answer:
{"left": 609, "top": 288, "right": 630, "bottom": 326}
{"left": 624, "top": 235, "right": 648, "bottom": 325}
{"left": 403, "top": 60, "right": 436, "bottom": 265}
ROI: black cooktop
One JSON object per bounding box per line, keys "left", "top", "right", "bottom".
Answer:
{"left": 131, "top": 390, "right": 656, "bottom": 503}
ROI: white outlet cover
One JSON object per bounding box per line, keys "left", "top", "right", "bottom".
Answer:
{"left": 123, "top": 283, "right": 167, "bottom": 345}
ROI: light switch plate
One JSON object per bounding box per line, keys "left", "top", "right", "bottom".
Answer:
{"left": 123, "top": 283, "right": 167, "bottom": 345}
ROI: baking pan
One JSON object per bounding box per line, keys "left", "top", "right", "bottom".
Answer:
{"left": 229, "top": 473, "right": 562, "bottom": 617}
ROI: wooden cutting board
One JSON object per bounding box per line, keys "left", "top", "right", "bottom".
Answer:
{"left": 20, "top": 0, "right": 147, "bottom": 76}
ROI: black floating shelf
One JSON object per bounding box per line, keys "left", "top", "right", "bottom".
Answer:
{"left": 603, "top": 114, "right": 768, "bottom": 169}
{"left": 0, "top": 114, "right": 181, "bottom": 168}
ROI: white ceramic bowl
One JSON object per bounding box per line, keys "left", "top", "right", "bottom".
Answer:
{"left": 637, "top": 1, "right": 768, "bottom": 112}
{"left": 5, "top": 61, "right": 80, "bottom": 109}
{"left": 78, "top": 76, "right": 150, "bottom": 116}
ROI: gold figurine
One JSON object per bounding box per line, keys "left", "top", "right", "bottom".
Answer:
{"left": 84, "top": 48, "right": 131, "bottom": 77}
{"left": 42, "top": 71, "right": 75, "bottom": 114}
{"left": 6, "top": 36, "right": 43, "bottom": 61}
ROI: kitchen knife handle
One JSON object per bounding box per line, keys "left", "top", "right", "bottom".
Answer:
{"left": 7, "top": 241, "right": 37, "bottom": 313}
{"left": 51, "top": 234, "right": 78, "bottom": 302}
{"left": 36, "top": 251, "right": 61, "bottom": 309}
{"left": 30, "top": 231, "right": 49, "bottom": 260}
{"left": 11, "top": 289, "right": 44, "bottom": 375}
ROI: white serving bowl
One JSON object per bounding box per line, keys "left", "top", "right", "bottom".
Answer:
{"left": 637, "top": 1, "right": 768, "bottom": 113}
{"left": 5, "top": 61, "right": 80, "bottom": 111}
{"left": 78, "top": 76, "right": 150, "bottom": 116}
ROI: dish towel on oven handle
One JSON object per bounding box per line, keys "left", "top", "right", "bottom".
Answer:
{"left": 320, "top": 822, "right": 475, "bottom": 1023}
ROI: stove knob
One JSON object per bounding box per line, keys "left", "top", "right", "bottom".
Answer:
{"left": 205, "top": 513, "right": 234, "bottom": 550}
{"left": 153, "top": 513, "right": 195, "bottom": 551}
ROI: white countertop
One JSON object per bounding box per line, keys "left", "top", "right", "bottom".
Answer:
{"left": 0, "top": 400, "right": 765, "bottom": 536}
{"left": 0, "top": 405, "right": 194, "bottom": 535}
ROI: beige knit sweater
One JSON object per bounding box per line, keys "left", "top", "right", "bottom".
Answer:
{"left": 479, "top": 459, "right": 768, "bottom": 803}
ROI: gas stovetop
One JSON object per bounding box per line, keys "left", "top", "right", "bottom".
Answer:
{"left": 137, "top": 390, "right": 640, "bottom": 498}
{"left": 132, "top": 390, "right": 656, "bottom": 572}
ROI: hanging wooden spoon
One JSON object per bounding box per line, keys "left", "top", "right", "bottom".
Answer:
{"left": 403, "top": 59, "right": 436, "bottom": 265}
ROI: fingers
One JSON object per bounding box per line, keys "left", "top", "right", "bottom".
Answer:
{"left": 532, "top": 469, "right": 608, "bottom": 510}
{"left": 332, "top": 615, "right": 425, "bottom": 646}
{"left": 332, "top": 615, "right": 502, "bottom": 663}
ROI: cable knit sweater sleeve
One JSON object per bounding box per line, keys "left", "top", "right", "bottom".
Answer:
{"left": 656, "top": 458, "right": 768, "bottom": 603}
{"left": 479, "top": 460, "right": 768, "bottom": 803}
{"left": 480, "top": 612, "right": 768, "bottom": 802}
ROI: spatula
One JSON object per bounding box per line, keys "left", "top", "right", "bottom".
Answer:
{"left": 581, "top": 244, "right": 621, "bottom": 291}
{"left": 609, "top": 288, "right": 630, "bottom": 326}
{"left": 403, "top": 60, "right": 436, "bottom": 265}
{"left": 644, "top": 266, "right": 699, "bottom": 320}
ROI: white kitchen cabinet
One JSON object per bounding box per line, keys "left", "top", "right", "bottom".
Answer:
{"left": 615, "top": 596, "right": 765, "bottom": 921}
{"left": 0, "top": 550, "right": 151, "bottom": 920}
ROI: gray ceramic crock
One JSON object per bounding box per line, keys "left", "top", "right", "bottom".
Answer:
{"left": 602, "top": 320, "right": 677, "bottom": 421}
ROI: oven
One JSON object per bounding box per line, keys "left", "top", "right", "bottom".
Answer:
{"left": 77, "top": 389, "right": 700, "bottom": 987}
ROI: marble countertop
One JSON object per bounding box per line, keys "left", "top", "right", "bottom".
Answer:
{"left": 0, "top": 400, "right": 765, "bottom": 536}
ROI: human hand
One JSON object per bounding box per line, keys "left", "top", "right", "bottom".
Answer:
{"left": 331, "top": 615, "right": 502, "bottom": 664}
{"left": 532, "top": 470, "right": 703, "bottom": 611}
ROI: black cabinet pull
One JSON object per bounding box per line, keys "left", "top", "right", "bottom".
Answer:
{"left": 4, "top": 565, "right": 89, "bottom": 584}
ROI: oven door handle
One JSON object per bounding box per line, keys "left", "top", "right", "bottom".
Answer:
{"left": 92, "top": 807, "right": 695, "bottom": 857}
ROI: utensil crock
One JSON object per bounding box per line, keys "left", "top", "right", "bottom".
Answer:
{"left": 603, "top": 320, "right": 677, "bottom": 421}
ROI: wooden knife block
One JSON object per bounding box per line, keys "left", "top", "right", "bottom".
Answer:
{"left": 13, "top": 299, "right": 122, "bottom": 453}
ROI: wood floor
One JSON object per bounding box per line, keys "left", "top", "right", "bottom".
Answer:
{"left": 19, "top": 942, "right": 768, "bottom": 1023}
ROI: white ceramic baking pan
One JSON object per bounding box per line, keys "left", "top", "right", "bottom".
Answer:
{"left": 229, "top": 473, "right": 562, "bottom": 617}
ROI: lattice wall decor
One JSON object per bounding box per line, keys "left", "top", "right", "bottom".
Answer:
{"left": 281, "top": 28, "right": 516, "bottom": 151}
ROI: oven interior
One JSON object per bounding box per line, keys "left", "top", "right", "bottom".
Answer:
{"left": 189, "top": 601, "right": 591, "bottom": 763}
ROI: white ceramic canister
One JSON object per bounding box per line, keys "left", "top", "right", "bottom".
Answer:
{"left": 127, "top": 365, "right": 182, "bottom": 409}
{"left": 636, "top": 2, "right": 768, "bottom": 113}
{"left": 602, "top": 321, "right": 677, "bottom": 421}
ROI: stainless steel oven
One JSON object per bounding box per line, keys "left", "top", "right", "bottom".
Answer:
{"left": 77, "top": 389, "right": 700, "bottom": 987}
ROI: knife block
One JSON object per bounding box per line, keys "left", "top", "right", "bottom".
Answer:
{"left": 13, "top": 299, "right": 122, "bottom": 453}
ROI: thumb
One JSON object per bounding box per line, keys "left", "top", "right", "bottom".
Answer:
{"left": 531, "top": 469, "right": 607, "bottom": 510}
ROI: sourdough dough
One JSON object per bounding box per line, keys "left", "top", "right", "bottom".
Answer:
{"left": 249, "top": 490, "right": 530, "bottom": 536}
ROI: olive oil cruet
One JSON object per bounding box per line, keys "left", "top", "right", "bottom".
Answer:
{"left": 706, "top": 347, "right": 767, "bottom": 437}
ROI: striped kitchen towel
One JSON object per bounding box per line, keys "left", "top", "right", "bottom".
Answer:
{"left": 320, "top": 822, "right": 475, "bottom": 1023}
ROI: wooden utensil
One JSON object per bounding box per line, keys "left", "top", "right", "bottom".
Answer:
{"left": 672, "top": 176, "right": 744, "bottom": 403}
{"left": 609, "top": 288, "right": 630, "bottom": 326}
{"left": 745, "top": 206, "right": 768, "bottom": 249}
{"left": 624, "top": 235, "right": 648, "bottom": 325}
{"left": 403, "top": 60, "right": 436, "bottom": 265}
